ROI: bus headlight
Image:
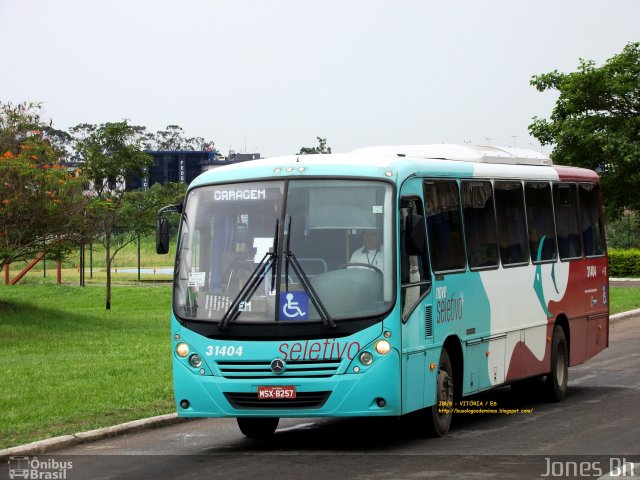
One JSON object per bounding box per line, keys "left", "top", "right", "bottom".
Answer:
{"left": 176, "top": 342, "right": 190, "bottom": 358}
{"left": 189, "top": 354, "right": 203, "bottom": 368}
{"left": 359, "top": 351, "right": 374, "bottom": 366}
{"left": 375, "top": 340, "right": 391, "bottom": 355}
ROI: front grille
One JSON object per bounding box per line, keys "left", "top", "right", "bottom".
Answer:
{"left": 216, "top": 360, "right": 341, "bottom": 378}
{"left": 224, "top": 391, "right": 331, "bottom": 409}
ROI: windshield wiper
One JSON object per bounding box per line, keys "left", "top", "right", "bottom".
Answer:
{"left": 218, "top": 220, "right": 279, "bottom": 330}
{"left": 284, "top": 217, "right": 335, "bottom": 329}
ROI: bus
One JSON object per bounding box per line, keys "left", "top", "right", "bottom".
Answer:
{"left": 156, "top": 144, "right": 608, "bottom": 438}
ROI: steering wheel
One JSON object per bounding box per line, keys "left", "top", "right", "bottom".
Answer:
{"left": 339, "top": 262, "right": 383, "bottom": 275}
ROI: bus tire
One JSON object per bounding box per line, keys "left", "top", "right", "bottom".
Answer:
{"left": 544, "top": 325, "right": 568, "bottom": 402}
{"left": 237, "top": 417, "right": 279, "bottom": 439}
{"left": 426, "top": 347, "right": 454, "bottom": 437}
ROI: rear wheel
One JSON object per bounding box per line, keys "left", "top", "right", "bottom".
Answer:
{"left": 237, "top": 417, "right": 279, "bottom": 439}
{"left": 544, "top": 325, "right": 568, "bottom": 402}
{"left": 425, "top": 347, "right": 454, "bottom": 437}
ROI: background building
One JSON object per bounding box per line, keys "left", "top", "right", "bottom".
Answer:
{"left": 126, "top": 150, "right": 260, "bottom": 190}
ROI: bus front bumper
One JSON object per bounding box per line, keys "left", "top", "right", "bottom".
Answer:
{"left": 173, "top": 350, "right": 401, "bottom": 418}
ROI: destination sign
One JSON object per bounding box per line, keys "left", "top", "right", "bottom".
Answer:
{"left": 213, "top": 188, "right": 266, "bottom": 201}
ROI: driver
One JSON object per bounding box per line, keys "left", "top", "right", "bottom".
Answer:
{"left": 349, "top": 229, "right": 383, "bottom": 271}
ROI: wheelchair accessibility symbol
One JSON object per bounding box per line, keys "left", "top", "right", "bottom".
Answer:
{"left": 280, "top": 291, "right": 309, "bottom": 321}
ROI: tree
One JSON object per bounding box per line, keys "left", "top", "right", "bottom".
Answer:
{"left": 529, "top": 42, "right": 640, "bottom": 219}
{"left": 142, "top": 125, "right": 216, "bottom": 151}
{"left": 119, "top": 182, "right": 187, "bottom": 238}
{"left": 606, "top": 211, "right": 640, "bottom": 249}
{"left": 0, "top": 101, "right": 92, "bottom": 270}
{"left": 71, "top": 121, "right": 153, "bottom": 309}
{"left": 297, "top": 137, "right": 332, "bottom": 155}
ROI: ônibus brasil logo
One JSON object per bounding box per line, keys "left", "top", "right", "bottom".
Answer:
{"left": 8, "top": 456, "right": 73, "bottom": 479}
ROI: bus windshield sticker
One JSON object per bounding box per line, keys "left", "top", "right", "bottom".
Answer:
{"left": 280, "top": 291, "right": 309, "bottom": 321}
{"left": 373, "top": 205, "right": 383, "bottom": 214}
{"left": 188, "top": 271, "right": 206, "bottom": 287}
{"left": 205, "top": 294, "right": 231, "bottom": 315}
{"left": 253, "top": 237, "right": 274, "bottom": 263}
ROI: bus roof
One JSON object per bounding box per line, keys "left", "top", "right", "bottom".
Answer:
{"left": 350, "top": 144, "right": 552, "bottom": 166}
{"left": 190, "top": 144, "right": 599, "bottom": 188}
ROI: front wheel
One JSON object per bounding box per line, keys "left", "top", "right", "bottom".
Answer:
{"left": 237, "top": 417, "right": 279, "bottom": 439}
{"left": 425, "top": 347, "right": 454, "bottom": 437}
{"left": 544, "top": 325, "right": 568, "bottom": 402}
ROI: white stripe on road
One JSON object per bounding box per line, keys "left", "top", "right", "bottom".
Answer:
{"left": 276, "top": 422, "right": 317, "bottom": 433}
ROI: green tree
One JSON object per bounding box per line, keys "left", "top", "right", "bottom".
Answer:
{"left": 71, "top": 121, "right": 153, "bottom": 309}
{"left": 529, "top": 42, "right": 640, "bottom": 219}
{"left": 142, "top": 125, "right": 216, "bottom": 151}
{"left": 120, "top": 182, "right": 187, "bottom": 236}
{"left": 0, "top": 101, "right": 92, "bottom": 270}
{"left": 297, "top": 137, "right": 332, "bottom": 155}
{"left": 0, "top": 101, "right": 41, "bottom": 153}
{"left": 606, "top": 211, "right": 640, "bottom": 249}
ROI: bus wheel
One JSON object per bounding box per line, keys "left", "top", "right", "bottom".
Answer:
{"left": 426, "top": 347, "right": 454, "bottom": 437}
{"left": 237, "top": 417, "right": 279, "bottom": 439}
{"left": 544, "top": 325, "right": 568, "bottom": 402}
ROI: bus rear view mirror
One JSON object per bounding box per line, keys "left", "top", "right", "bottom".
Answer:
{"left": 156, "top": 218, "right": 170, "bottom": 254}
{"left": 156, "top": 202, "right": 183, "bottom": 255}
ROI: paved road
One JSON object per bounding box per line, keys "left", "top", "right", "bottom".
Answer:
{"left": 610, "top": 279, "right": 640, "bottom": 288}
{"left": 3, "top": 316, "right": 639, "bottom": 480}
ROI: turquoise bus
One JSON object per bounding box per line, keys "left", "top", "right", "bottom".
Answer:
{"left": 156, "top": 144, "right": 608, "bottom": 438}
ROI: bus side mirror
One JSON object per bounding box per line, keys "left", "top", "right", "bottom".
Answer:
{"left": 156, "top": 218, "right": 170, "bottom": 254}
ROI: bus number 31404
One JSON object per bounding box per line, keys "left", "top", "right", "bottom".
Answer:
{"left": 206, "top": 345, "right": 244, "bottom": 357}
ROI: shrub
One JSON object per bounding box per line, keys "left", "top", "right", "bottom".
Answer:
{"left": 609, "top": 249, "right": 640, "bottom": 277}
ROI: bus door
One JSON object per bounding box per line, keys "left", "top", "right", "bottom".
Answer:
{"left": 399, "top": 192, "right": 432, "bottom": 413}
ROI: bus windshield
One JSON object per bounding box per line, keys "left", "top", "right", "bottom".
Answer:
{"left": 174, "top": 179, "right": 394, "bottom": 324}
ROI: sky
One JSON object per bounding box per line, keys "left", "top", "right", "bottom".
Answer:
{"left": 2, "top": 0, "right": 639, "bottom": 158}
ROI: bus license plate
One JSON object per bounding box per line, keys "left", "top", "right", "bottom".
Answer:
{"left": 257, "top": 386, "right": 296, "bottom": 399}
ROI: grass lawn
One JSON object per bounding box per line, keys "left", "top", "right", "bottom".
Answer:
{"left": 609, "top": 287, "right": 640, "bottom": 314}
{"left": 0, "top": 284, "right": 638, "bottom": 450}
{"left": 10, "top": 267, "right": 174, "bottom": 287}
{"left": 3, "top": 236, "right": 174, "bottom": 286}
{"left": 0, "top": 284, "right": 173, "bottom": 450}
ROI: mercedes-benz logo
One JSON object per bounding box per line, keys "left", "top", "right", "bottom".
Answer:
{"left": 270, "top": 358, "right": 286, "bottom": 374}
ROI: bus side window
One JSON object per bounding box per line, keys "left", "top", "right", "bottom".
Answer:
{"left": 553, "top": 183, "right": 583, "bottom": 260}
{"left": 400, "top": 198, "right": 430, "bottom": 320}
{"left": 423, "top": 180, "right": 466, "bottom": 272}
{"left": 462, "top": 180, "right": 499, "bottom": 269}
{"left": 495, "top": 181, "right": 530, "bottom": 266}
{"left": 579, "top": 183, "right": 605, "bottom": 257}
{"left": 525, "top": 182, "right": 557, "bottom": 263}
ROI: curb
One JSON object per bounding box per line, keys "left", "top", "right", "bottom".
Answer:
{"left": 2, "top": 310, "right": 639, "bottom": 459}
{"left": 610, "top": 308, "right": 640, "bottom": 322}
{"left": 0, "top": 413, "right": 184, "bottom": 461}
